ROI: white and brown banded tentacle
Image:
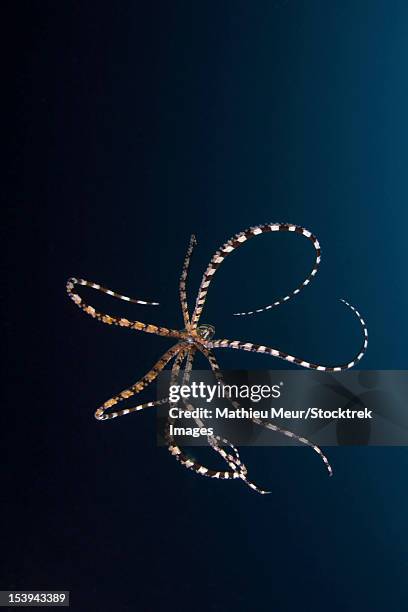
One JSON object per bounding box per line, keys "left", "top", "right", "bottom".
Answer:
{"left": 68, "top": 277, "right": 160, "bottom": 306}
{"left": 191, "top": 223, "right": 322, "bottom": 326}
{"left": 66, "top": 277, "right": 184, "bottom": 340}
{"left": 192, "top": 346, "right": 249, "bottom": 469}
{"left": 96, "top": 397, "right": 169, "bottom": 422}
{"left": 195, "top": 345, "right": 274, "bottom": 491}
{"left": 207, "top": 429, "right": 269, "bottom": 493}
{"left": 195, "top": 344, "right": 241, "bottom": 411}
{"left": 184, "top": 346, "right": 269, "bottom": 493}
{"left": 206, "top": 435, "right": 270, "bottom": 493}
{"left": 178, "top": 347, "right": 240, "bottom": 462}
{"left": 179, "top": 235, "right": 197, "bottom": 329}
{"left": 251, "top": 417, "right": 333, "bottom": 477}
{"left": 181, "top": 348, "right": 248, "bottom": 477}
{"left": 339, "top": 299, "right": 369, "bottom": 365}
{"left": 166, "top": 348, "right": 247, "bottom": 483}
{"left": 204, "top": 299, "right": 368, "bottom": 372}
{"left": 207, "top": 434, "right": 245, "bottom": 473}
{"left": 207, "top": 435, "right": 271, "bottom": 494}
{"left": 233, "top": 224, "right": 322, "bottom": 315}
{"left": 95, "top": 342, "right": 188, "bottom": 420}
{"left": 170, "top": 346, "right": 189, "bottom": 381}
{"left": 200, "top": 345, "right": 333, "bottom": 477}
{"left": 176, "top": 396, "right": 251, "bottom": 483}
{"left": 182, "top": 344, "right": 196, "bottom": 380}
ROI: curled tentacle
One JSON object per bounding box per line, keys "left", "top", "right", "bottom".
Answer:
{"left": 179, "top": 346, "right": 269, "bottom": 493}
{"left": 181, "top": 348, "right": 246, "bottom": 475}
{"left": 208, "top": 435, "right": 270, "bottom": 494}
{"left": 205, "top": 298, "right": 368, "bottom": 372}
{"left": 166, "top": 347, "right": 262, "bottom": 487}
{"left": 191, "top": 223, "right": 321, "bottom": 326}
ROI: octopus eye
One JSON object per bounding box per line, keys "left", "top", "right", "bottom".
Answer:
{"left": 197, "top": 324, "right": 215, "bottom": 340}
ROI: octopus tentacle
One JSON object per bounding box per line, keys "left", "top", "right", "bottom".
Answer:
{"left": 205, "top": 299, "right": 368, "bottom": 372}
{"left": 66, "top": 277, "right": 183, "bottom": 340}
{"left": 191, "top": 223, "right": 321, "bottom": 326}
{"left": 173, "top": 346, "right": 269, "bottom": 493}
{"left": 179, "top": 235, "right": 197, "bottom": 329}
{"left": 166, "top": 347, "right": 252, "bottom": 484}
{"left": 199, "top": 345, "right": 333, "bottom": 477}
{"left": 95, "top": 342, "right": 188, "bottom": 420}
{"left": 251, "top": 417, "right": 333, "bottom": 477}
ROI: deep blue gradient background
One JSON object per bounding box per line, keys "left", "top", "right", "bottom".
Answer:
{"left": 4, "top": 2, "right": 408, "bottom": 610}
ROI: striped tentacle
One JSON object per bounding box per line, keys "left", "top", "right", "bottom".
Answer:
{"left": 207, "top": 434, "right": 270, "bottom": 494}
{"left": 95, "top": 342, "right": 188, "bottom": 420}
{"left": 196, "top": 344, "right": 241, "bottom": 411}
{"left": 96, "top": 397, "right": 169, "bottom": 422}
{"left": 191, "top": 223, "right": 321, "bottom": 326}
{"left": 179, "top": 235, "right": 197, "bottom": 329}
{"left": 201, "top": 346, "right": 333, "bottom": 477}
{"left": 233, "top": 224, "right": 322, "bottom": 316}
{"left": 180, "top": 346, "right": 269, "bottom": 493}
{"left": 167, "top": 442, "right": 246, "bottom": 483}
{"left": 180, "top": 347, "right": 245, "bottom": 474}
{"left": 205, "top": 298, "right": 368, "bottom": 372}
{"left": 182, "top": 347, "right": 248, "bottom": 477}
{"left": 170, "top": 345, "right": 189, "bottom": 380}
{"left": 169, "top": 397, "right": 256, "bottom": 486}
{"left": 68, "top": 277, "right": 160, "bottom": 306}
{"left": 166, "top": 347, "right": 250, "bottom": 485}
{"left": 207, "top": 434, "right": 247, "bottom": 475}
{"left": 67, "top": 277, "right": 184, "bottom": 340}
{"left": 251, "top": 417, "right": 333, "bottom": 476}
